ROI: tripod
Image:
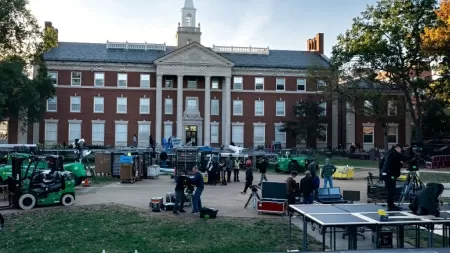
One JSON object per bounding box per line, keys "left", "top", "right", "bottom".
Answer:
{"left": 398, "top": 170, "right": 424, "bottom": 207}
{"left": 244, "top": 185, "right": 261, "bottom": 210}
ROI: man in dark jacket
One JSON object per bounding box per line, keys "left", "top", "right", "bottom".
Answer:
{"left": 286, "top": 171, "right": 299, "bottom": 205}
{"left": 409, "top": 183, "right": 444, "bottom": 217}
{"left": 241, "top": 164, "right": 254, "bottom": 194}
{"left": 381, "top": 144, "right": 408, "bottom": 210}
{"left": 226, "top": 155, "right": 233, "bottom": 183}
{"left": 258, "top": 157, "right": 268, "bottom": 186}
{"left": 300, "top": 171, "right": 315, "bottom": 204}
{"left": 308, "top": 160, "right": 318, "bottom": 178}
{"left": 379, "top": 147, "right": 395, "bottom": 179}
{"left": 173, "top": 171, "right": 187, "bottom": 215}
{"left": 188, "top": 166, "right": 204, "bottom": 214}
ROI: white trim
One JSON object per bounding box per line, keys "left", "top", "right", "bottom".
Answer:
{"left": 164, "top": 121, "right": 174, "bottom": 140}
{"left": 140, "top": 73, "right": 151, "bottom": 88}
{"left": 363, "top": 125, "right": 375, "bottom": 144}
{"left": 114, "top": 120, "right": 128, "bottom": 147}
{"left": 253, "top": 122, "right": 266, "bottom": 126}
{"left": 70, "top": 71, "right": 81, "bottom": 86}
{"left": 276, "top": 77, "right": 285, "bottom": 91}
{"left": 70, "top": 96, "right": 81, "bottom": 113}
{"left": 296, "top": 78, "right": 306, "bottom": 92}
{"left": 319, "top": 102, "right": 327, "bottom": 117}
{"left": 185, "top": 96, "right": 199, "bottom": 114}
{"left": 254, "top": 100, "right": 264, "bottom": 116}
{"left": 138, "top": 120, "right": 152, "bottom": 125}
{"left": 46, "top": 97, "right": 57, "bottom": 112}
{"left": 274, "top": 123, "right": 286, "bottom": 144}
{"left": 164, "top": 98, "right": 173, "bottom": 115}
{"left": 317, "top": 123, "right": 328, "bottom": 144}
{"left": 117, "top": 73, "right": 128, "bottom": 87}
{"left": 233, "top": 100, "right": 243, "bottom": 116}
{"left": 44, "top": 119, "right": 59, "bottom": 123}
{"left": 276, "top": 100, "right": 286, "bottom": 116}
{"left": 139, "top": 97, "right": 150, "bottom": 114}
{"left": 231, "top": 123, "right": 244, "bottom": 147}
{"left": 254, "top": 77, "right": 264, "bottom": 91}
{"left": 211, "top": 78, "right": 219, "bottom": 89}
{"left": 210, "top": 121, "right": 220, "bottom": 126}
{"left": 116, "top": 97, "right": 127, "bottom": 114}
{"left": 94, "top": 72, "right": 105, "bottom": 87}
{"left": 93, "top": 96, "right": 104, "bottom": 113}
{"left": 232, "top": 122, "right": 245, "bottom": 126}
{"left": 44, "top": 120, "right": 58, "bottom": 145}
{"left": 387, "top": 123, "right": 399, "bottom": 144}
{"left": 362, "top": 122, "right": 375, "bottom": 127}
{"left": 114, "top": 120, "right": 129, "bottom": 124}
{"left": 68, "top": 119, "right": 82, "bottom": 124}
{"left": 54, "top": 86, "right": 155, "bottom": 90}
{"left": 91, "top": 120, "right": 106, "bottom": 124}
{"left": 137, "top": 121, "right": 151, "bottom": 147}
{"left": 233, "top": 76, "right": 243, "bottom": 90}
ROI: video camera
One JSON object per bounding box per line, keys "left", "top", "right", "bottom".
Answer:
{"left": 406, "top": 146, "right": 421, "bottom": 172}
{"left": 249, "top": 185, "right": 260, "bottom": 193}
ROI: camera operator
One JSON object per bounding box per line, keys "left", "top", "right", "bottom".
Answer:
{"left": 286, "top": 171, "right": 299, "bottom": 205}
{"left": 173, "top": 170, "right": 187, "bottom": 215}
{"left": 381, "top": 144, "right": 410, "bottom": 211}
{"left": 409, "top": 183, "right": 444, "bottom": 217}
{"left": 188, "top": 166, "right": 204, "bottom": 215}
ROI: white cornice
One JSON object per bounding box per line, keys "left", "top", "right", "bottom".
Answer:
{"left": 46, "top": 61, "right": 156, "bottom": 72}
{"left": 231, "top": 67, "right": 308, "bottom": 77}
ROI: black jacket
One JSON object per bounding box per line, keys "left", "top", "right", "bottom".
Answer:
{"left": 409, "top": 183, "right": 444, "bottom": 216}
{"left": 381, "top": 149, "right": 406, "bottom": 178}
{"left": 259, "top": 161, "right": 267, "bottom": 174}
{"left": 175, "top": 176, "right": 187, "bottom": 191}
{"left": 300, "top": 176, "right": 315, "bottom": 197}
{"left": 245, "top": 168, "right": 253, "bottom": 182}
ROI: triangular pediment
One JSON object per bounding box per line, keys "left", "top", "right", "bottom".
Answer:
{"left": 154, "top": 42, "right": 234, "bottom": 67}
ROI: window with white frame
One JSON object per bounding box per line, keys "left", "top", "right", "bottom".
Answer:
{"left": 93, "top": 97, "right": 104, "bottom": 113}
{"left": 68, "top": 121, "right": 81, "bottom": 143}
{"left": 276, "top": 101, "right": 285, "bottom": 116}
{"left": 138, "top": 122, "right": 151, "bottom": 147}
{"left": 211, "top": 79, "right": 219, "bottom": 89}
{"left": 115, "top": 122, "right": 128, "bottom": 147}
{"left": 318, "top": 124, "right": 327, "bottom": 143}
{"left": 140, "top": 74, "right": 150, "bottom": 88}
{"left": 255, "top": 100, "right": 264, "bottom": 116}
{"left": 117, "top": 97, "right": 127, "bottom": 114}
{"left": 47, "top": 97, "right": 57, "bottom": 112}
{"left": 254, "top": 125, "right": 265, "bottom": 144}
{"left": 117, "top": 73, "right": 127, "bottom": 87}
{"left": 48, "top": 71, "right": 58, "bottom": 85}
{"left": 164, "top": 122, "right": 173, "bottom": 139}
{"left": 233, "top": 76, "right": 243, "bottom": 90}
{"left": 139, "top": 98, "right": 150, "bottom": 114}
{"left": 364, "top": 100, "right": 372, "bottom": 115}
{"left": 319, "top": 102, "right": 327, "bottom": 116}
{"left": 255, "top": 77, "right": 264, "bottom": 90}
{"left": 187, "top": 77, "right": 197, "bottom": 89}
{"left": 0, "top": 121, "right": 7, "bottom": 141}
{"left": 388, "top": 100, "right": 397, "bottom": 116}
{"left": 297, "top": 78, "right": 306, "bottom": 91}
{"left": 276, "top": 78, "right": 285, "bottom": 91}
{"left": 317, "top": 80, "right": 326, "bottom": 91}
{"left": 275, "top": 124, "right": 286, "bottom": 143}
{"left": 70, "top": 96, "right": 81, "bottom": 112}
{"left": 233, "top": 100, "right": 243, "bottom": 116}
{"left": 71, "top": 72, "right": 81, "bottom": 86}
{"left": 186, "top": 98, "right": 198, "bottom": 114}
{"left": 387, "top": 127, "right": 398, "bottom": 143}
{"left": 363, "top": 126, "right": 374, "bottom": 143}
{"left": 94, "top": 73, "right": 104, "bottom": 87}
{"left": 91, "top": 122, "right": 105, "bottom": 145}
{"left": 211, "top": 99, "right": 219, "bottom": 115}
{"left": 165, "top": 77, "right": 173, "bottom": 88}
{"left": 232, "top": 125, "right": 244, "bottom": 146}
{"left": 165, "top": 98, "right": 173, "bottom": 114}
{"left": 211, "top": 124, "right": 219, "bottom": 143}
{"left": 44, "top": 121, "right": 58, "bottom": 145}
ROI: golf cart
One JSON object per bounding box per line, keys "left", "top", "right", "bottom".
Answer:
{"left": 275, "top": 149, "right": 311, "bottom": 173}
{"left": 1, "top": 155, "right": 76, "bottom": 210}
{"left": 0, "top": 153, "right": 86, "bottom": 186}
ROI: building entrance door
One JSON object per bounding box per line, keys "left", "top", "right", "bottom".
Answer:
{"left": 185, "top": 125, "right": 198, "bottom": 146}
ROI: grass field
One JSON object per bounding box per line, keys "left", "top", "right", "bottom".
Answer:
{"left": 419, "top": 172, "right": 450, "bottom": 184}
{"left": 0, "top": 204, "right": 322, "bottom": 253}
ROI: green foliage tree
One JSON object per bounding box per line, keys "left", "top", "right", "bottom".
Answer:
{"left": 280, "top": 99, "right": 327, "bottom": 149}
{"left": 330, "top": 0, "right": 442, "bottom": 143}
{"left": 421, "top": 99, "right": 450, "bottom": 137}
{"left": 0, "top": 0, "right": 56, "bottom": 130}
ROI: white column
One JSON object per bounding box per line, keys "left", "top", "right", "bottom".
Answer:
{"left": 176, "top": 75, "right": 184, "bottom": 138}
{"left": 204, "top": 76, "right": 211, "bottom": 146}
{"left": 155, "top": 74, "right": 163, "bottom": 146}
{"left": 221, "top": 79, "right": 226, "bottom": 144}
{"left": 17, "top": 120, "right": 27, "bottom": 144}
{"left": 346, "top": 102, "right": 356, "bottom": 149}
{"left": 224, "top": 76, "right": 232, "bottom": 146}
{"left": 332, "top": 100, "right": 339, "bottom": 148}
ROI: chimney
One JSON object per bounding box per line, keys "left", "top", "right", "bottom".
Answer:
{"left": 44, "top": 21, "right": 59, "bottom": 41}
{"left": 306, "top": 33, "right": 324, "bottom": 55}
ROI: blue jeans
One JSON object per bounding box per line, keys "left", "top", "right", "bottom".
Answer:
{"left": 192, "top": 187, "right": 203, "bottom": 213}
{"left": 323, "top": 176, "right": 333, "bottom": 188}
{"left": 302, "top": 194, "right": 314, "bottom": 204}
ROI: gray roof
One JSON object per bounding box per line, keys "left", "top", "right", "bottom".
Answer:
{"left": 43, "top": 42, "right": 330, "bottom": 69}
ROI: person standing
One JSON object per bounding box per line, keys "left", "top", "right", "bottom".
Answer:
{"left": 206, "top": 156, "right": 214, "bottom": 186}
{"left": 233, "top": 158, "right": 240, "bottom": 182}
{"left": 308, "top": 160, "right": 318, "bottom": 178}
{"left": 299, "top": 171, "right": 315, "bottom": 204}
{"left": 240, "top": 163, "right": 254, "bottom": 194}
{"left": 258, "top": 157, "right": 268, "bottom": 186}
{"left": 173, "top": 171, "right": 186, "bottom": 215}
{"left": 133, "top": 134, "right": 137, "bottom": 147}
{"left": 211, "top": 155, "right": 220, "bottom": 185}
{"left": 220, "top": 158, "right": 227, "bottom": 185}
{"left": 226, "top": 155, "right": 233, "bottom": 183}
{"left": 321, "top": 158, "right": 337, "bottom": 188}
{"left": 188, "top": 166, "right": 204, "bottom": 214}
{"left": 381, "top": 144, "right": 407, "bottom": 211}
{"left": 286, "top": 171, "right": 299, "bottom": 205}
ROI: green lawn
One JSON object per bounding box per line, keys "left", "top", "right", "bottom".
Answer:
{"left": 419, "top": 172, "right": 450, "bottom": 184}
{"left": 90, "top": 176, "right": 119, "bottom": 186}
{"left": 404, "top": 227, "right": 445, "bottom": 248}
{"left": 0, "top": 204, "right": 322, "bottom": 253}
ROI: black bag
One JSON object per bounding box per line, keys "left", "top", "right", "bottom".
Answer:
{"left": 199, "top": 207, "right": 218, "bottom": 219}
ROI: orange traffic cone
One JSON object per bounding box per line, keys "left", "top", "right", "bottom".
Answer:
{"left": 83, "top": 177, "right": 91, "bottom": 187}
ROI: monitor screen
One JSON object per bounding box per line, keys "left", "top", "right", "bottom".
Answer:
{"left": 329, "top": 188, "right": 340, "bottom": 195}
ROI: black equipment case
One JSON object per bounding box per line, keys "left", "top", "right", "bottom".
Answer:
{"left": 199, "top": 207, "right": 218, "bottom": 219}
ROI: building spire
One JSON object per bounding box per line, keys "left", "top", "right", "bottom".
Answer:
{"left": 184, "top": 0, "right": 194, "bottom": 9}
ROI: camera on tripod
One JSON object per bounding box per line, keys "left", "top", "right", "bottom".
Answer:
{"left": 406, "top": 147, "right": 421, "bottom": 172}
{"left": 250, "top": 185, "right": 259, "bottom": 192}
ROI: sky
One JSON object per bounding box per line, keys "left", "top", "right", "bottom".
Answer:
{"left": 28, "top": 0, "right": 379, "bottom": 57}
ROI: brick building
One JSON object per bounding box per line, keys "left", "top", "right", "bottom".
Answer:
{"left": 1, "top": 0, "right": 411, "bottom": 149}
